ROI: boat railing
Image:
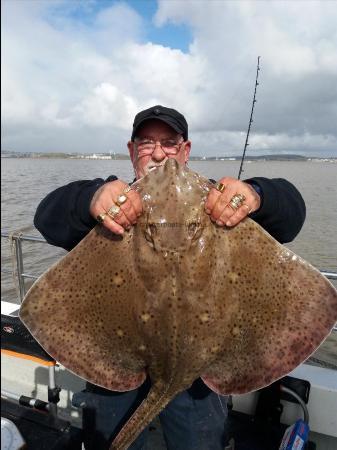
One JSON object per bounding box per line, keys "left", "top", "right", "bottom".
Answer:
{"left": 1, "top": 230, "right": 337, "bottom": 332}
{"left": 1, "top": 231, "right": 51, "bottom": 302}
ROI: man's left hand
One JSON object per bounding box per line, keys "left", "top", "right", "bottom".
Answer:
{"left": 205, "top": 177, "right": 261, "bottom": 227}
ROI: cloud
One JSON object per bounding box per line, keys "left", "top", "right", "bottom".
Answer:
{"left": 1, "top": 0, "right": 337, "bottom": 156}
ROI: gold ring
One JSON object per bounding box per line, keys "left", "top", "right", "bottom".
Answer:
{"left": 229, "top": 194, "right": 246, "bottom": 210}
{"left": 96, "top": 213, "right": 107, "bottom": 223}
{"left": 229, "top": 200, "right": 240, "bottom": 210}
{"left": 216, "top": 183, "right": 226, "bottom": 193}
{"left": 123, "top": 186, "right": 132, "bottom": 194}
{"left": 116, "top": 194, "right": 128, "bottom": 207}
{"left": 107, "top": 204, "right": 121, "bottom": 219}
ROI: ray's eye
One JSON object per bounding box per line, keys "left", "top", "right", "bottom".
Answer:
{"left": 149, "top": 223, "right": 157, "bottom": 236}
{"left": 187, "top": 221, "right": 202, "bottom": 240}
{"left": 145, "top": 223, "right": 157, "bottom": 246}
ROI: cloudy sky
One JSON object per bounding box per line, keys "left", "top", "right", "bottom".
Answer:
{"left": 2, "top": 0, "right": 337, "bottom": 157}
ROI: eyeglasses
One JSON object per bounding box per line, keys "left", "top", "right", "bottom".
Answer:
{"left": 134, "top": 138, "right": 184, "bottom": 156}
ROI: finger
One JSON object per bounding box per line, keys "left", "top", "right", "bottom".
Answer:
{"left": 106, "top": 206, "right": 132, "bottom": 230}
{"left": 204, "top": 177, "right": 234, "bottom": 213}
{"left": 90, "top": 180, "right": 128, "bottom": 220}
{"left": 96, "top": 214, "right": 125, "bottom": 235}
{"left": 118, "top": 200, "right": 138, "bottom": 224}
{"left": 205, "top": 177, "right": 241, "bottom": 221}
{"left": 205, "top": 185, "right": 222, "bottom": 214}
{"left": 214, "top": 180, "right": 260, "bottom": 225}
{"left": 222, "top": 203, "right": 251, "bottom": 227}
{"left": 96, "top": 213, "right": 124, "bottom": 234}
{"left": 117, "top": 189, "right": 143, "bottom": 223}
{"left": 113, "top": 192, "right": 138, "bottom": 224}
{"left": 211, "top": 183, "right": 239, "bottom": 222}
{"left": 127, "top": 189, "right": 143, "bottom": 217}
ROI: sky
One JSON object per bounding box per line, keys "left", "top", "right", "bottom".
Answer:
{"left": 1, "top": 0, "right": 337, "bottom": 157}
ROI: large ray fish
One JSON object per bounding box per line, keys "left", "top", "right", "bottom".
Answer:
{"left": 20, "top": 159, "right": 337, "bottom": 450}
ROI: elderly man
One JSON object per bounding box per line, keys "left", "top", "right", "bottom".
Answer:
{"left": 34, "top": 105, "right": 306, "bottom": 450}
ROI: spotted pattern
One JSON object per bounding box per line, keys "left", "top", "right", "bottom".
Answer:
{"left": 19, "top": 159, "right": 337, "bottom": 450}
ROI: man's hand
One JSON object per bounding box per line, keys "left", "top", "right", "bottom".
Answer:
{"left": 205, "top": 177, "right": 261, "bottom": 227}
{"left": 90, "top": 180, "right": 142, "bottom": 234}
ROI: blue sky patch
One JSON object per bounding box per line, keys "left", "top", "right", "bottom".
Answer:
{"left": 125, "top": 0, "right": 192, "bottom": 52}
{"left": 45, "top": 0, "right": 192, "bottom": 53}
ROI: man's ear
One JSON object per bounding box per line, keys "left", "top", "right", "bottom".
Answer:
{"left": 128, "top": 141, "right": 135, "bottom": 162}
{"left": 184, "top": 140, "right": 191, "bottom": 163}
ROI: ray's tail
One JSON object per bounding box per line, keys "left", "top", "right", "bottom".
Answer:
{"left": 109, "top": 382, "right": 179, "bottom": 450}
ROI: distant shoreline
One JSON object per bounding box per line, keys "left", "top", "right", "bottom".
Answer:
{"left": 1, "top": 152, "right": 336, "bottom": 163}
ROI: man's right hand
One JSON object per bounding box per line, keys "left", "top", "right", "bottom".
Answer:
{"left": 89, "top": 180, "right": 142, "bottom": 235}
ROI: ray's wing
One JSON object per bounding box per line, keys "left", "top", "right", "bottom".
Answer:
{"left": 201, "top": 219, "right": 337, "bottom": 394}
{"left": 19, "top": 226, "right": 148, "bottom": 391}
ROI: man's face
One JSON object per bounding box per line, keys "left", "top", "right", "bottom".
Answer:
{"left": 128, "top": 119, "right": 191, "bottom": 179}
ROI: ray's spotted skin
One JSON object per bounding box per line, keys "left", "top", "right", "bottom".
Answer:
{"left": 19, "top": 160, "right": 337, "bottom": 450}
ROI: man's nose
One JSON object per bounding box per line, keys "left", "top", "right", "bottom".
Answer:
{"left": 151, "top": 142, "right": 166, "bottom": 161}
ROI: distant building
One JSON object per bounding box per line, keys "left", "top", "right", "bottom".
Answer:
{"left": 85, "top": 153, "right": 112, "bottom": 160}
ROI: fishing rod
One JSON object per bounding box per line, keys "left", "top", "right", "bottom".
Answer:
{"left": 237, "top": 56, "right": 261, "bottom": 180}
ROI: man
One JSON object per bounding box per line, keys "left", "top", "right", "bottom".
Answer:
{"left": 34, "top": 105, "right": 306, "bottom": 449}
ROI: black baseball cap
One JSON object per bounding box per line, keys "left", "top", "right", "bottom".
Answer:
{"left": 131, "top": 105, "right": 188, "bottom": 141}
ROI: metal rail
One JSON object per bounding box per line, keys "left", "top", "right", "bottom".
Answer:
{"left": 1, "top": 231, "right": 49, "bottom": 301}
{"left": 1, "top": 230, "right": 337, "bottom": 309}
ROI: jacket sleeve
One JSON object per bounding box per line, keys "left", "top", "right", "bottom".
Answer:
{"left": 245, "top": 177, "right": 306, "bottom": 243}
{"left": 34, "top": 176, "right": 117, "bottom": 251}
